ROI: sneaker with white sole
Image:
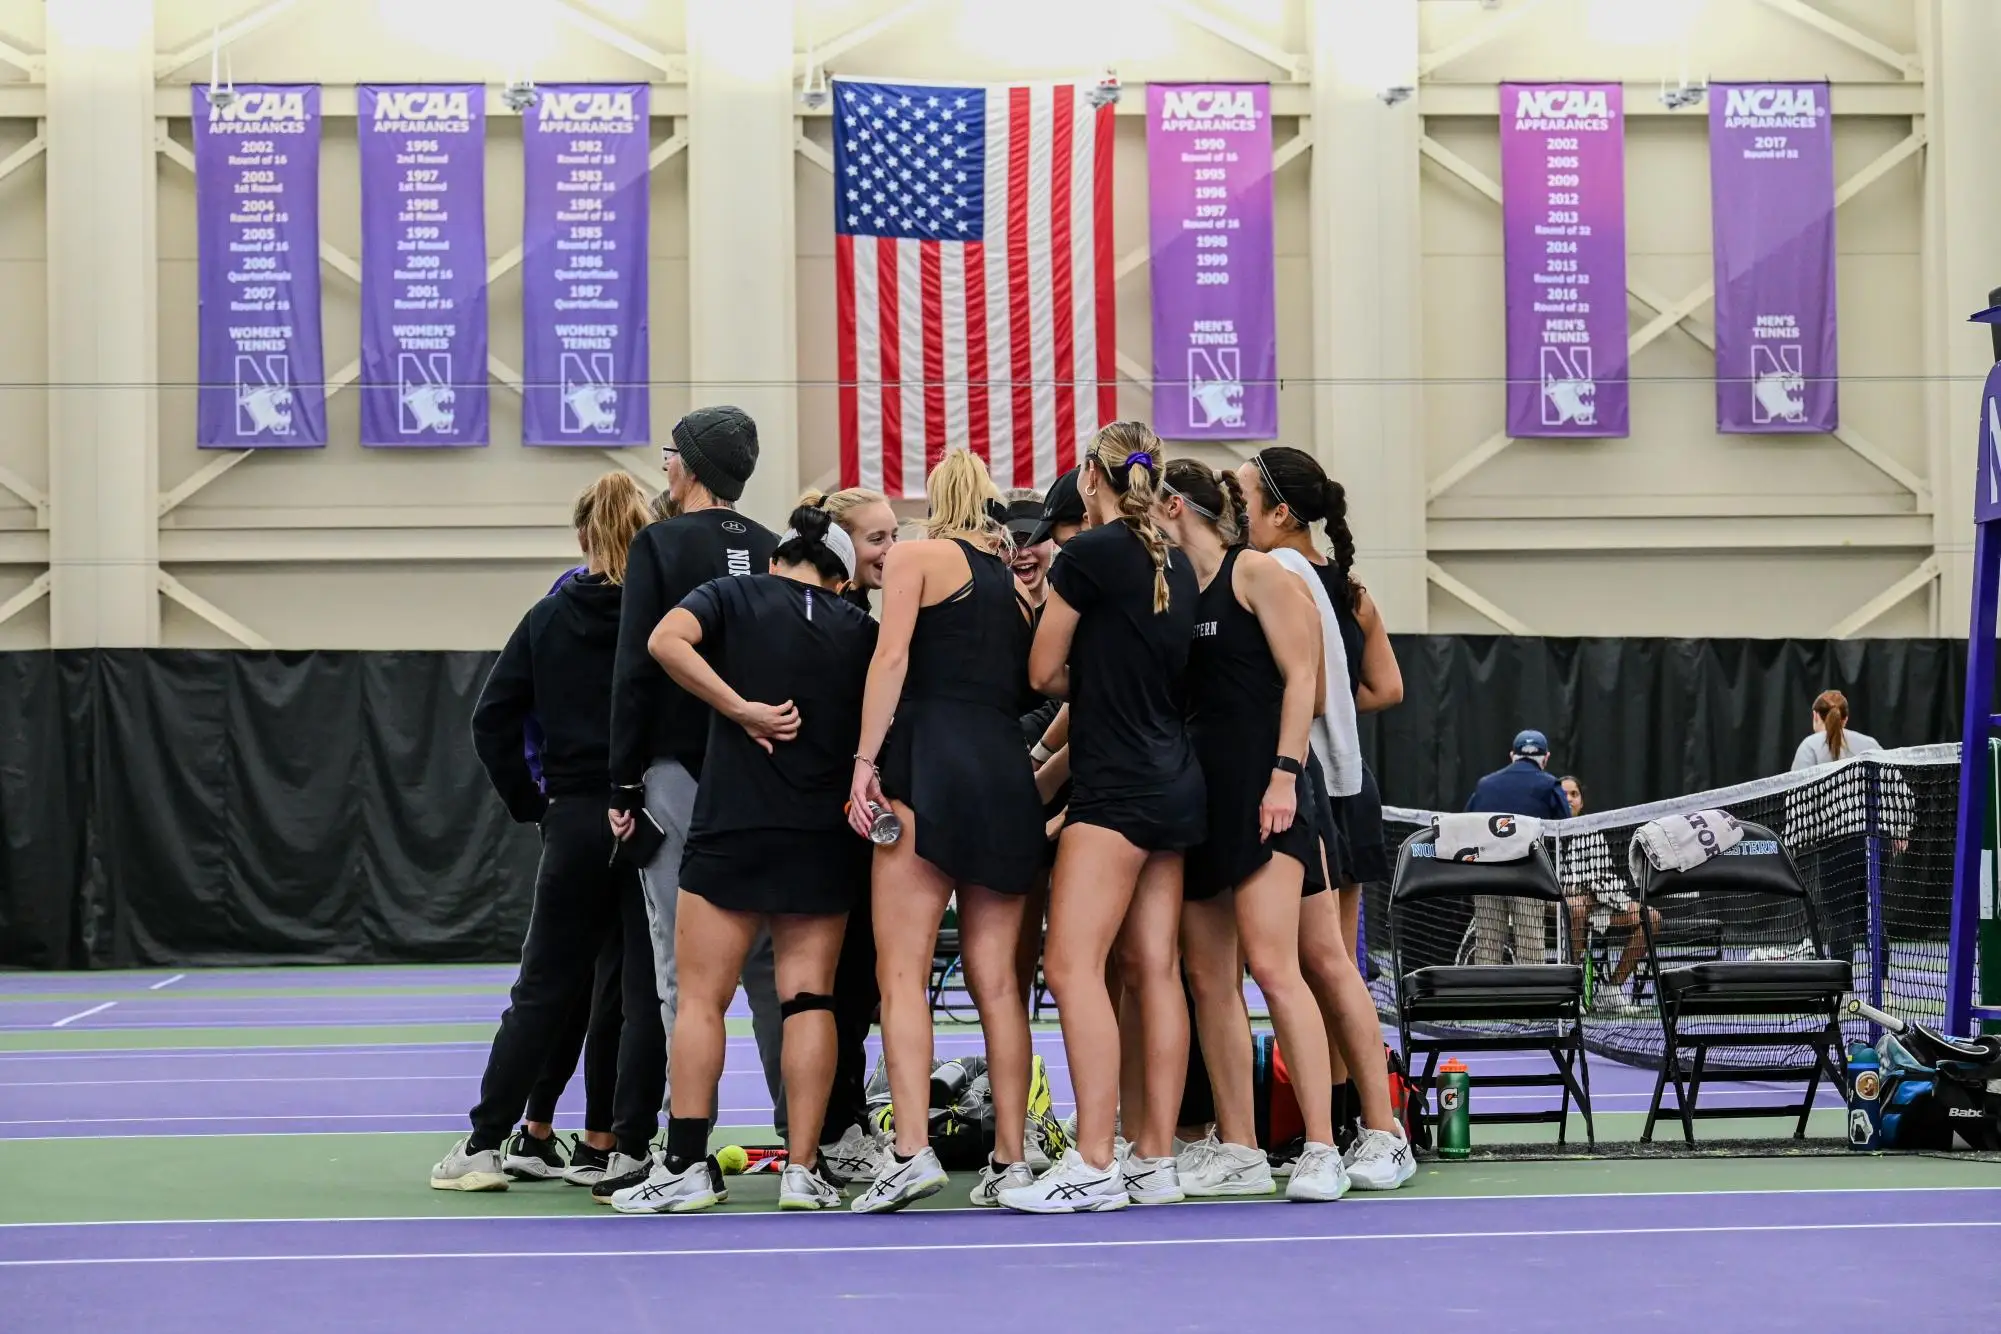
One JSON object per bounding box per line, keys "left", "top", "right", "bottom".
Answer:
{"left": 1592, "top": 988, "right": 1640, "bottom": 1017}
{"left": 778, "top": 1162, "right": 843, "bottom": 1211}
{"left": 1285, "top": 1141, "right": 1350, "bottom": 1202}
{"left": 1179, "top": 1139, "right": 1275, "bottom": 1197}
{"left": 502, "top": 1128, "right": 568, "bottom": 1181}
{"left": 850, "top": 1147, "right": 949, "bottom": 1214}
{"left": 971, "top": 1157, "right": 1036, "bottom": 1207}
{"left": 818, "top": 1123, "right": 889, "bottom": 1188}
{"left": 589, "top": 1151, "right": 654, "bottom": 1205}
{"left": 611, "top": 1156, "right": 725, "bottom": 1214}
{"left": 1120, "top": 1153, "right": 1185, "bottom": 1205}
{"left": 1174, "top": 1128, "right": 1223, "bottom": 1175}
{"left": 429, "top": 1138, "right": 509, "bottom": 1192}
{"left": 562, "top": 1143, "right": 614, "bottom": 1188}
{"left": 999, "top": 1148, "right": 1129, "bottom": 1214}
{"left": 1343, "top": 1127, "right": 1417, "bottom": 1192}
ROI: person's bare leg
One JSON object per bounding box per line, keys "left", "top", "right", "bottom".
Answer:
{"left": 1045, "top": 824, "right": 1148, "bottom": 1169}
{"left": 1611, "top": 908, "right": 1660, "bottom": 987}
{"left": 869, "top": 801, "right": 954, "bottom": 1158}
{"left": 1181, "top": 894, "right": 1255, "bottom": 1145}
{"left": 1299, "top": 889, "right": 1397, "bottom": 1133}
{"left": 1239, "top": 856, "right": 1332, "bottom": 1146}
{"left": 666, "top": 891, "right": 759, "bottom": 1125}
{"left": 1115, "top": 852, "right": 1189, "bottom": 1162}
{"left": 1015, "top": 872, "right": 1049, "bottom": 1011}
{"left": 959, "top": 883, "right": 1032, "bottom": 1164}
{"left": 1327, "top": 885, "right": 1364, "bottom": 1083}
{"left": 768, "top": 912, "right": 849, "bottom": 1170}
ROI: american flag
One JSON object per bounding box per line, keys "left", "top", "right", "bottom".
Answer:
{"left": 835, "top": 79, "right": 1116, "bottom": 496}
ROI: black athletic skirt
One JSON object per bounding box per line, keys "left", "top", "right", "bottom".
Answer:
{"left": 1302, "top": 753, "right": 1345, "bottom": 897}
{"left": 680, "top": 827, "right": 869, "bottom": 916}
{"left": 1065, "top": 763, "right": 1206, "bottom": 855}
{"left": 1184, "top": 720, "right": 1318, "bottom": 902}
{"left": 881, "top": 699, "right": 1044, "bottom": 897}
{"left": 1330, "top": 762, "right": 1390, "bottom": 886}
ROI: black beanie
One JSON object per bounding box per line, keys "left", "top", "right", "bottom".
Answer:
{"left": 672, "top": 406, "right": 759, "bottom": 503}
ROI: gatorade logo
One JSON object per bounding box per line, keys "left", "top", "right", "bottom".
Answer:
{"left": 540, "top": 90, "right": 637, "bottom": 123}
{"left": 1440, "top": 1089, "right": 1461, "bottom": 1112}
{"left": 1853, "top": 1071, "right": 1880, "bottom": 1101}
{"left": 1488, "top": 815, "right": 1517, "bottom": 839}
{"left": 375, "top": 90, "right": 472, "bottom": 123}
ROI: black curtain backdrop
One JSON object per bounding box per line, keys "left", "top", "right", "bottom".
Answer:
{"left": 0, "top": 640, "right": 1974, "bottom": 969}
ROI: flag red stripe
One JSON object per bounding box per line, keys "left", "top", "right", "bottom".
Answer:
{"left": 877, "top": 238, "right": 904, "bottom": 499}
{"left": 1093, "top": 102, "right": 1117, "bottom": 428}
{"left": 836, "top": 234, "right": 859, "bottom": 488}
{"left": 920, "top": 240, "right": 946, "bottom": 473}
{"left": 964, "top": 239, "right": 989, "bottom": 461}
{"left": 1049, "top": 88, "right": 1077, "bottom": 476}
{"left": 1006, "top": 86, "right": 1035, "bottom": 491}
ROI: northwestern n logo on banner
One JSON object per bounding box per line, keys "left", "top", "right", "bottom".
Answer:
{"left": 1987, "top": 393, "right": 2001, "bottom": 515}
{"left": 235, "top": 355, "right": 296, "bottom": 437}
{"left": 397, "top": 353, "right": 457, "bottom": 435}
{"left": 1186, "top": 348, "right": 1245, "bottom": 430}
{"left": 1539, "top": 347, "right": 1597, "bottom": 427}
{"left": 1751, "top": 345, "right": 1807, "bottom": 424}
{"left": 560, "top": 353, "right": 620, "bottom": 434}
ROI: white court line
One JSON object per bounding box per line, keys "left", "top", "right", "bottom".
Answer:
{"left": 49, "top": 1003, "right": 116, "bottom": 1029}
{"left": 4, "top": 1219, "right": 1997, "bottom": 1267}
{"left": 7, "top": 1184, "right": 1998, "bottom": 1229}
{"left": 0, "top": 1110, "right": 780, "bottom": 1127}
{"left": 148, "top": 976, "right": 186, "bottom": 991}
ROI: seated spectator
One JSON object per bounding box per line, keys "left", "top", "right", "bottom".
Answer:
{"left": 1555, "top": 775, "right": 1658, "bottom": 1016}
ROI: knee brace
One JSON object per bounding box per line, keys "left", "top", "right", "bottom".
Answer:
{"left": 780, "top": 991, "right": 836, "bottom": 1020}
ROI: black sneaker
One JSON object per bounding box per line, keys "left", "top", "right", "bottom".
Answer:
{"left": 563, "top": 1142, "right": 614, "bottom": 1188}
{"left": 503, "top": 1128, "right": 569, "bottom": 1181}
{"left": 590, "top": 1152, "right": 653, "bottom": 1205}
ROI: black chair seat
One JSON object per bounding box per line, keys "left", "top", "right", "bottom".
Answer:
{"left": 1402, "top": 964, "right": 1583, "bottom": 1001}
{"left": 1657, "top": 959, "right": 1852, "bottom": 997}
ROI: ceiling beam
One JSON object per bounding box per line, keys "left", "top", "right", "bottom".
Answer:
{"left": 1417, "top": 0, "right": 1557, "bottom": 80}
{"left": 1155, "top": 0, "right": 1306, "bottom": 81}
{"left": 158, "top": 569, "right": 272, "bottom": 648}
{"left": 1828, "top": 556, "right": 1940, "bottom": 637}
{"left": 0, "top": 572, "right": 49, "bottom": 630}
{"left": 0, "top": 33, "right": 41, "bottom": 80}
{"left": 1750, "top": 0, "right": 1923, "bottom": 81}
{"left": 1425, "top": 560, "right": 1533, "bottom": 635}
{"left": 155, "top": 0, "right": 312, "bottom": 79}
{"left": 551, "top": 0, "right": 683, "bottom": 79}
{"left": 799, "top": 0, "right": 945, "bottom": 75}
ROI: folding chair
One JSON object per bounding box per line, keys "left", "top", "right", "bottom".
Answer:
{"left": 1391, "top": 827, "right": 1595, "bottom": 1146}
{"left": 1631, "top": 822, "right": 1852, "bottom": 1144}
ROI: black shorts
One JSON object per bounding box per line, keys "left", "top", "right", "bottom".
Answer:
{"left": 680, "top": 827, "right": 869, "bottom": 916}
{"left": 1302, "top": 753, "right": 1343, "bottom": 897}
{"left": 1330, "top": 763, "right": 1389, "bottom": 887}
{"left": 1064, "top": 766, "right": 1206, "bottom": 855}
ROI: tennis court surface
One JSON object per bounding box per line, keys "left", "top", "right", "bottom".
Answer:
{"left": 4, "top": 966, "right": 1997, "bottom": 1333}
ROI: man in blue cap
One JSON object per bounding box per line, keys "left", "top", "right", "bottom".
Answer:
{"left": 1463, "top": 730, "right": 1569, "bottom": 965}
{"left": 1465, "top": 729, "right": 1570, "bottom": 822}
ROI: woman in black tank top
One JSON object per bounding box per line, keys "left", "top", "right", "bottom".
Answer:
{"left": 847, "top": 451, "right": 1045, "bottom": 1212}
{"left": 1158, "top": 460, "right": 1347, "bottom": 1200}
{"left": 1239, "top": 446, "right": 1414, "bottom": 1189}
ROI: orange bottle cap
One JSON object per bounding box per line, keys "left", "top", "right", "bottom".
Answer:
{"left": 1440, "top": 1059, "right": 1469, "bottom": 1073}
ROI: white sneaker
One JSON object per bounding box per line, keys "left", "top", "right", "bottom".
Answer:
{"left": 1121, "top": 1153, "right": 1185, "bottom": 1205}
{"left": 1593, "top": 988, "right": 1639, "bottom": 1016}
{"left": 999, "top": 1148, "right": 1129, "bottom": 1214}
{"left": 971, "top": 1158, "right": 1036, "bottom": 1207}
{"left": 1286, "top": 1141, "right": 1350, "bottom": 1202}
{"left": 818, "top": 1123, "right": 890, "bottom": 1188}
{"left": 850, "top": 1146, "right": 949, "bottom": 1214}
{"left": 778, "top": 1162, "right": 843, "bottom": 1211}
{"left": 1343, "top": 1127, "right": 1417, "bottom": 1192}
{"left": 429, "top": 1138, "right": 509, "bottom": 1192}
{"left": 1179, "top": 1139, "right": 1275, "bottom": 1198}
{"left": 610, "top": 1157, "right": 724, "bottom": 1214}
{"left": 1026, "top": 1113, "right": 1067, "bottom": 1172}
{"left": 1174, "top": 1128, "right": 1223, "bottom": 1175}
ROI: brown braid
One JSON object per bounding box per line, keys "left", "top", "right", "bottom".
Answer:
{"left": 1089, "top": 421, "right": 1173, "bottom": 613}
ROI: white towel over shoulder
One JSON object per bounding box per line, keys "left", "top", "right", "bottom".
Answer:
{"left": 1633, "top": 808, "right": 1742, "bottom": 873}
{"left": 1267, "top": 548, "right": 1361, "bottom": 797}
{"left": 1435, "top": 812, "right": 1543, "bottom": 863}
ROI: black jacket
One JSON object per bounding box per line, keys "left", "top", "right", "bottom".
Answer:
{"left": 609, "top": 510, "right": 778, "bottom": 786}
{"left": 473, "top": 573, "right": 625, "bottom": 823}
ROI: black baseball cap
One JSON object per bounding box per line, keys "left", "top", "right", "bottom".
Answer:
{"left": 1025, "top": 468, "right": 1084, "bottom": 547}
{"left": 1003, "top": 498, "right": 1044, "bottom": 545}
{"left": 1511, "top": 729, "right": 1550, "bottom": 758}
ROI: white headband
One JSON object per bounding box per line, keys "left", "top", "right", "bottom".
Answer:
{"left": 781, "top": 521, "right": 858, "bottom": 581}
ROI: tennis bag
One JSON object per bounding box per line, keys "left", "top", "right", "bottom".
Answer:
{"left": 1254, "top": 1036, "right": 1419, "bottom": 1149}
{"left": 1875, "top": 1028, "right": 2001, "bottom": 1151}
{"left": 867, "top": 1054, "right": 1068, "bottom": 1170}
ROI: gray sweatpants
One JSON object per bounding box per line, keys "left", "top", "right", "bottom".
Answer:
{"left": 638, "top": 759, "right": 789, "bottom": 1138}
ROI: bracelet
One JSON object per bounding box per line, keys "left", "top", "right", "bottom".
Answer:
{"left": 1031, "top": 742, "right": 1054, "bottom": 764}
{"left": 854, "top": 754, "right": 879, "bottom": 772}
{"left": 1272, "top": 755, "right": 1303, "bottom": 776}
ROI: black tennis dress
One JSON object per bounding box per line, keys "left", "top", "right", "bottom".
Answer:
{"left": 1047, "top": 522, "right": 1204, "bottom": 853}
{"left": 1183, "top": 547, "right": 1321, "bottom": 900}
{"left": 879, "top": 539, "right": 1045, "bottom": 897}
{"left": 1315, "top": 562, "right": 1390, "bottom": 887}
{"left": 675, "top": 574, "right": 878, "bottom": 916}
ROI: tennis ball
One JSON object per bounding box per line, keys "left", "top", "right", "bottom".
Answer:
{"left": 715, "top": 1144, "right": 749, "bottom": 1175}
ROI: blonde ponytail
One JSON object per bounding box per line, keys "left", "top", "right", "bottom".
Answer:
{"left": 573, "top": 473, "right": 651, "bottom": 585}
{"left": 797, "top": 484, "right": 890, "bottom": 539}
{"left": 1088, "top": 421, "right": 1172, "bottom": 613}
{"left": 923, "top": 448, "right": 1005, "bottom": 543}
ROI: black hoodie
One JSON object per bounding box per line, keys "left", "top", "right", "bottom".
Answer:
{"left": 473, "top": 572, "right": 625, "bottom": 823}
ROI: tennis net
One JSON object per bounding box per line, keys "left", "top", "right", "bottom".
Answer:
{"left": 1369, "top": 744, "right": 1962, "bottom": 1069}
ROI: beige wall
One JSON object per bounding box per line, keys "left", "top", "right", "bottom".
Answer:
{"left": 0, "top": 0, "right": 1980, "bottom": 647}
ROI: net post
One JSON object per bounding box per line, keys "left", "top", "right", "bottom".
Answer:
{"left": 1864, "top": 765, "right": 1884, "bottom": 1027}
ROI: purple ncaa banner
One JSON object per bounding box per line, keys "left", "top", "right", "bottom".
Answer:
{"left": 195, "top": 84, "right": 326, "bottom": 448}
{"left": 1709, "top": 82, "right": 1837, "bottom": 434}
{"left": 1146, "top": 83, "right": 1276, "bottom": 439}
{"left": 359, "top": 85, "right": 488, "bottom": 446}
{"left": 521, "top": 84, "right": 650, "bottom": 446}
{"left": 1501, "top": 82, "right": 1628, "bottom": 438}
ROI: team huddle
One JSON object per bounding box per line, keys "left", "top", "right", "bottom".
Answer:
{"left": 433, "top": 404, "right": 1417, "bottom": 1216}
